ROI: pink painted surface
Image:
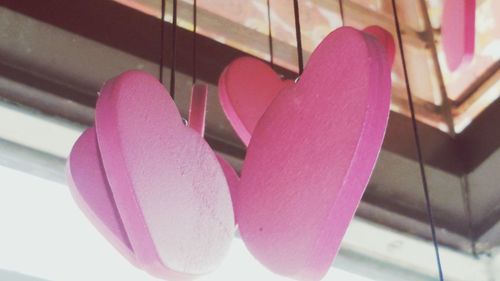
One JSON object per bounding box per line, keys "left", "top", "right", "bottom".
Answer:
{"left": 95, "top": 71, "right": 234, "bottom": 279}
{"left": 442, "top": 0, "right": 476, "bottom": 71}
{"left": 186, "top": 83, "right": 240, "bottom": 225}
{"left": 363, "top": 25, "right": 396, "bottom": 66}
{"left": 67, "top": 128, "right": 135, "bottom": 264}
{"left": 237, "top": 27, "right": 392, "bottom": 281}
{"left": 216, "top": 155, "right": 240, "bottom": 224}
{"left": 218, "top": 57, "right": 293, "bottom": 146}
{"left": 187, "top": 83, "right": 240, "bottom": 225}
{"left": 188, "top": 84, "right": 208, "bottom": 137}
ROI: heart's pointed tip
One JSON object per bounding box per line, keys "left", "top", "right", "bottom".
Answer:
{"left": 362, "top": 25, "right": 396, "bottom": 66}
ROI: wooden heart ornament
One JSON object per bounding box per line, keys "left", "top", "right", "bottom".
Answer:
{"left": 67, "top": 127, "right": 136, "bottom": 264}
{"left": 237, "top": 27, "right": 392, "bottom": 281}
{"left": 218, "top": 57, "right": 294, "bottom": 146}
{"left": 67, "top": 72, "right": 235, "bottom": 280}
{"left": 218, "top": 26, "right": 393, "bottom": 148}
{"left": 442, "top": 0, "right": 475, "bottom": 70}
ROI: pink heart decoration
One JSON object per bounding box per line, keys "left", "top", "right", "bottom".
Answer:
{"left": 237, "top": 27, "right": 392, "bottom": 281}
{"left": 67, "top": 71, "right": 235, "bottom": 280}
{"left": 216, "top": 155, "right": 240, "bottom": 224}
{"left": 95, "top": 71, "right": 234, "bottom": 278}
{"left": 218, "top": 57, "right": 294, "bottom": 146}
{"left": 442, "top": 0, "right": 475, "bottom": 70}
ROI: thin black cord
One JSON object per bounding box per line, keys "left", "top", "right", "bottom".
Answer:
{"left": 339, "top": 0, "right": 345, "bottom": 26}
{"left": 170, "top": 0, "right": 178, "bottom": 99}
{"left": 192, "top": 0, "right": 197, "bottom": 84}
{"left": 266, "top": 0, "right": 274, "bottom": 67}
{"left": 391, "top": 0, "right": 445, "bottom": 280}
{"left": 293, "top": 0, "right": 304, "bottom": 75}
{"left": 159, "top": 0, "right": 166, "bottom": 83}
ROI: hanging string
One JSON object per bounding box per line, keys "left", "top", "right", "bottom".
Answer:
{"left": 159, "top": 0, "right": 166, "bottom": 83}
{"left": 338, "top": 0, "right": 345, "bottom": 26}
{"left": 170, "top": 0, "right": 178, "bottom": 99}
{"left": 293, "top": 0, "right": 304, "bottom": 75}
{"left": 266, "top": 0, "right": 274, "bottom": 68}
{"left": 390, "top": 1, "right": 445, "bottom": 280}
{"left": 192, "top": 0, "right": 198, "bottom": 84}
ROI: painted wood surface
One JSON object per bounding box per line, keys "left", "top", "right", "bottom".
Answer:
{"left": 187, "top": 83, "right": 240, "bottom": 225}
{"left": 218, "top": 26, "right": 393, "bottom": 149}
{"left": 216, "top": 154, "right": 240, "bottom": 224}
{"left": 218, "top": 57, "right": 293, "bottom": 146}
{"left": 188, "top": 84, "right": 208, "bottom": 137}
{"left": 237, "top": 27, "right": 392, "bottom": 281}
{"left": 67, "top": 128, "right": 136, "bottom": 264}
{"left": 442, "top": 0, "right": 476, "bottom": 70}
{"left": 93, "top": 71, "right": 234, "bottom": 279}
{"left": 68, "top": 77, "right": 238, "bottom": 280}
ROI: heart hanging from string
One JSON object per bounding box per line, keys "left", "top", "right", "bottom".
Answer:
{"left": 68, "top": 71, "right": 236, "bottom": 280}
{"left": 235, "top": 26, "right": 392, "bottom": 281}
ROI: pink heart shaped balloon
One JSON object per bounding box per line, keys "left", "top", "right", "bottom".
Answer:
{"left": 442, "top": 0, "right": 475, "bottom": 70}
{"left": 237, "top": 27, "right": 392, "bottom": 281}
{"left": 218, "top": 57, "right": 294, "bottom": 146}
{"left": 67, "top": 71, "right": 235, "bottom": 280}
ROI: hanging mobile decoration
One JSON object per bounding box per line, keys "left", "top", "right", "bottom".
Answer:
{"left": 217, "top": 2, "right": 393, "bottom": 278}
{"left": 441, "top": 0, "right": 476, "bottom": 71}
{"left": 235, "top": 26, "right": 392, "bottom": 280}
{"left": 218, "top": 1, "right": 395, "bottom": 280}
{"left": 67, "top": 0, "right": 235, "bottom": 279}
{"left": 94, "top": 70, "right": 234, "bottom": 279}
{"left": 62, "top": 0, "right": 443, "bottom": 280}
